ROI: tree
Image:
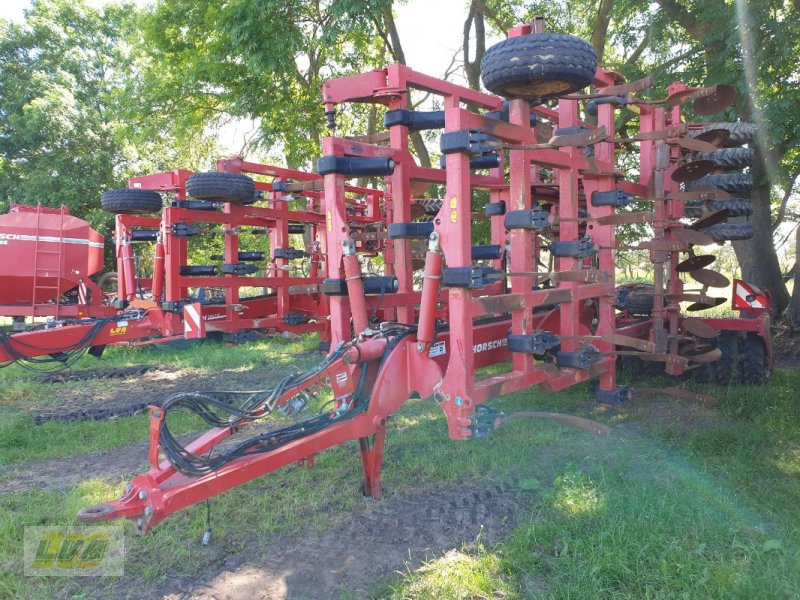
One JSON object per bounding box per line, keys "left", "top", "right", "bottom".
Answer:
{"left": 0, "top": 0, "right": 216, "bottom": 235}
{"left": 138, "top": 0, "right": 398, "bottom": 169}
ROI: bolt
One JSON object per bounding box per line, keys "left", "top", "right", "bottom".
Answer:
{"left": 122, "top": 484, "right": 133, "bottom": 497}
{"left": 455, "top": 396, "right": 464, "bottom": 407}
{"left": 138, "top": 490, "right": 147, "bottom": 500}
{"left": 144, "top": 507, "right": 153, "bottom": 517}
{"left": 417, "top": 342, "right": 425, "bottom": 352}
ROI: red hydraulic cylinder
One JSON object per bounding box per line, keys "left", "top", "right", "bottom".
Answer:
{"left": 119, "top": 241, "right": 137, "bottom": 302}
{"left": 151, "top": 235, "right": 165, "bottom": 301}
{"left": 342, "top": 244, "right": 370, "bottom": 336}
{"left": 416, "top": 234, "right": 443, "bottom": 349}
{"left": 343, "top": 337, "right": 388, "bottom": 364}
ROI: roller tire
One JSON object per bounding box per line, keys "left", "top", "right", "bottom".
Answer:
{"left": 617, "top": 284, "right": 654, "bottom": 316}
{"left": 694, "top": 147, "right": 754, "bottom": 169}
{"left": 689, "top": 122, "right": 757, "bottom": 147}
{"left": 700, "top": 223, "right": 754, "bottom": 243}
{"left": 687, "top": 173, "right": 753, "bottom": 194}
{"left": 186, "top": 172, "right": 256, "bottom": 204}
{"left": 101, "top": 189, "right": 163, "bottom": 214}
{"left": 684, "top": 199, "right": 753, "bottom": 219}
{"left": 741, "top": 333, "right": 768, "bottom": 384}
{"left": 715, "top": 331, "right": 740, "bottom": 384}
{"left": 480, "top": 33, "right": 597, "bottom": 100}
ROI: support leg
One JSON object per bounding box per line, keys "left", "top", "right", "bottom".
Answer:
{"left": 358, "top": 427, "right": 386, "bottom": 499}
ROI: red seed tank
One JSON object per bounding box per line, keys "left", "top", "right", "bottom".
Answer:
{"left": 0, "top": 204, "right": 104, "bottom": 305}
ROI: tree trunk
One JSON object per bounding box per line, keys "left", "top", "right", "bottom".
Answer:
{"left": 591, "top": 0, "right": 615, "bottom": 59}
{"left": 379, "top": 4, "right": 431, "bottom": 168}
{"left": 791, "top": 228, "right": 800, "bottom": 327}
{"left": 463, "top": 1, "right": 486, "bottom": 91}
{"left": 735, "top": 158, "right": 791, "bottom": 314}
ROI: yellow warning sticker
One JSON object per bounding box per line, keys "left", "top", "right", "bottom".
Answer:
{"left": 326, "top": 210, "right": 333, "bottom": 232}
{"left": 450, "top": 210, "right": 458, "bottom": 223}
{"left": 449, "top": 196, "right": 457, "bottom": 209}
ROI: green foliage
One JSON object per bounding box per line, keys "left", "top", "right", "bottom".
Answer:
{"left": 0, "top": 0, "right": 218, "bottom": 236}
{"left": 140, "top": 0, "right": 393, "bottom": 168}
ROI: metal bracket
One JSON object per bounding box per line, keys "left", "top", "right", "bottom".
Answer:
{"left": 440, "top": 130, "right": 497, "bottom": 155}
{"left": 507, "top": 331, "right": 561, "bottom": 355}
{"left": 471, "top": 405, "right": 503, "bottom": 439}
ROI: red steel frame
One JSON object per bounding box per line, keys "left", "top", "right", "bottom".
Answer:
{"left": 78, "top": 25, "right": 631, "bottom": 532}
{"left": 77, "top": 23, "right": 772, "bottom": 532}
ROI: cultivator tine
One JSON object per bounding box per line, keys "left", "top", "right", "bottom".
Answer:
{"left": 671, "top": 228, "right": 714, "bottom": 246}
{"left": 686, "top": 297, "right": 727, "bottom": 311}
{"left": 671, "top": 160, "right": 716, "bottom": 182}
{"left": 615, "top": 351, "right": 691, "bottom": 368}
{"left": 688, "top": 209, "right": 730, "bottom": 230}
{"left": 681, "top": 346, "right": 723, "bottom": 363}
{"left": 676, "top": 254, "right": 716, "bottom": 272}
{"left": 681, "top": 318, "right": 718, "bottom": 339}
{"left": 672, "top": 137, "right": 719, "bottom": 153}
{"left": 595, "top": 212, "right": 653, "bottom": 226}
{"left": 692, "top": 84, "right": 737, "bottom": 116}
{"left": 689, "top": 269, "right": 730, "bottom": 289}
{"left": 614, "top": 124, "right": 687, "bottom": 144}
{"left": 565, "top": 74, "right": 654, "bottom": 99}
{"left": 667, "top": 187, "right": 731, "bottom": 202}
{"left": 694, "top": 128, "right": 731, "bottom": 147}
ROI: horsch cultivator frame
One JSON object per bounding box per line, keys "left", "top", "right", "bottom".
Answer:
{"left": 79, "top": 19, "right": 771, "bottom": 532}
{"left": 0, "top": 158, "right": 368, "bottom": 366}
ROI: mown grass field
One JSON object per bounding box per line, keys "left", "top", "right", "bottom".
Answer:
{"left": 0, "top": 335, "right": 798, "bottom": 599}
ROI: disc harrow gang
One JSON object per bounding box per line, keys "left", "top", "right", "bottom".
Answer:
{"left": 77, "top": 17, "right": 773, "bottom": 534}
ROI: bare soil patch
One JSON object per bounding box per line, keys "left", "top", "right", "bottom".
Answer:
{"left": 116, "top": 478, "right": 535, "bottom": 600}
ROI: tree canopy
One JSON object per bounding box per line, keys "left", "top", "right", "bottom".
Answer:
{"left": 0, "top": 0, "right": 216, "bottom": 233}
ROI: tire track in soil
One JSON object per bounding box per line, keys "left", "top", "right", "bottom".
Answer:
{"left": 148, "top": 479, "right": 534, "bottom": 600}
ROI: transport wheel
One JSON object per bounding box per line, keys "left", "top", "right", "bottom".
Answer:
{"left": 480, "top": 33, "right": 597, "bottom": 100}
{"left": 186, "top": 172, "right": 256, "bottom": 204}
{"left": 715, "top": 331, "right": 740, "bottom": 384}
{"left": 684, "top": 199, "right": 753, "bottom": 219}
{"left": 741, "top": 333, "right": 768, "bottom": 384}
{"left": 101, "top": 189, "right": 163, "bottom": 214}
{"left": 688, "top": 173, "right": 753, "bottom": 194}
{"left": 694, "top": 148, "right": 754, "bottom": 169}
{"left": 699, "top": 223, "right": 754, "bottom": 243}
{"left": 690, "top": 122, "right": 757, "bottom": 146}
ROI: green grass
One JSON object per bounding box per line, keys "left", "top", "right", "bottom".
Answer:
{"left": 381, "top": 370, "right": 800, "bottom": 600}
{"left": 0, "top": 336, "right": 798, "bottom": 599}
{"left": 0, "top": 334, "right": 321, "bottom": 465}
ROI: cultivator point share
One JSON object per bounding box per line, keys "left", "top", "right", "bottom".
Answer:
{"left": 0, "top": 19, "right": 772, "bottom": 531}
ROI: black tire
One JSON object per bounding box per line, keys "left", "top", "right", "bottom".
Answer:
{"left": 687, "top": 173, "right": 752, "bottom": 194}
{"left": 684, "top": 199, "right": 753, "bottom": 219}
{"left": 689, "top": 122, "right": 757, "bottom": 147}
{"left": 101, "top": 189, "right": 163, "bottom": 214}
{"left": 741, "top": 333, "right": 768, "bottom": 384}
{"left": 186, "top": 172, "right": 256, "bottom": 204}
{"left": 700, "top": 223, "right": 754, "bottom": 243}
{"left": 480, "top": 33, "right": 597, "bottom": 100}
{"left": 715, "top": 331, "right": 740, "bottom": 384}
{"left": 617, "top": 284, "right": 654, "bottom": 316}
{"left": 694, "top": 148, "right": 754, "bottom": 169}
{"left": 691, "top": 362, "right": 716, "bottom": 384}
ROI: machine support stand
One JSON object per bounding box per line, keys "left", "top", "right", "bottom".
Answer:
{"left": 358, "top": 426, "right": 386, "bottom": 499}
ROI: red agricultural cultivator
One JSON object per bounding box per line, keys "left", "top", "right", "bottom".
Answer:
{"left": 74, "top": 20, "right": 773, "bottom": 532}
{"left": 0, "top": 159, "right": 373, "bottom": 368}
